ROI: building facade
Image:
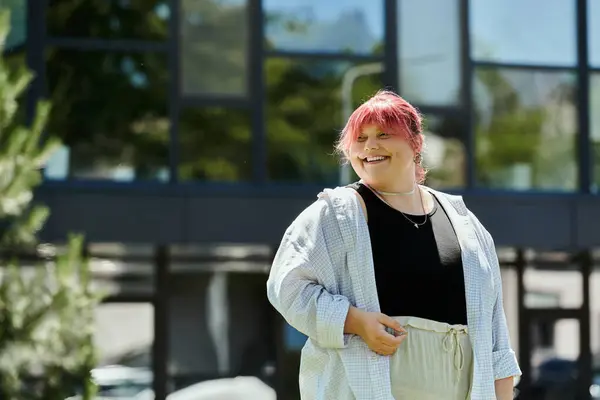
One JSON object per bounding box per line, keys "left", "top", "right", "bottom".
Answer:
{"left": 4, "top": 0, "right": 600, "bottom": 398}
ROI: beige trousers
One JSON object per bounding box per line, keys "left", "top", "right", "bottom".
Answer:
{"left": 389, "top": 316, "right": 474, "bottom": 400}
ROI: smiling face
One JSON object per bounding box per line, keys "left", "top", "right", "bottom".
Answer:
{"left": 348, "top": 124, "right": 416, "bottom": 189}
{"left": 337, "top": 90, "right": 425, "bottom": 188}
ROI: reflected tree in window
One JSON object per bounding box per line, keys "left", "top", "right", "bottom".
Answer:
{"left": 422, "top": 114, "right": 466, "bottom": 189}
{"left": 474, "top": 68, "right": 577, "bottom": 190}
{"left": 45, "top": 49, "right": 169, "bottom": 181}
{"left": 178, "top": 107, "right": 252, "bottom": 182}
{"left": 265, "top": 58, "right": 382, "bottom": 183}
{"left": 47, "top": 0, "right": 169, "bottom": 40}
{"left": 180, "top": 0, "right": 248, "bottom": 96}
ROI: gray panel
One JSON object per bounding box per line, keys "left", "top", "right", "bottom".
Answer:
{"left": 463, "top": 195, "right": 574, "bottom": 249}
{"left": 187, "top": 196, "right": 313, "bottom": 244}
{"left": 576, "top": 197, "right": 600, "bottom": 248}
{"left": 33, "top": 186, "right": 600, "bottom": 249}
{"left": 40, "top": 191, "right": 186, "bottom": 243}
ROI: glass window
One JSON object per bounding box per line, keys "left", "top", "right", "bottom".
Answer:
{"left": 422, "top": 114, "right": 466, "bottom": 189}
{"left": 265, "top": 58, "right": 383, "bottom": 183}
{"left": 470, "top": 0, "right": 577, "bottom": 66}
{"left": 44, "top": 49, "right": 169, "bottom": 181}
{"left": 474, "top": 68, "right": 578, "bottom": 191}
{"left": 592, "top": 73, "right": 600, "bottom": 192}
{"left": 181, "top": 0, "right": 248, "bottom": 97}
{"left": 398, "top": 0, "right": 461, "bottom": 105}
{"left": 524, "top": 250, "right": 582, "bottom": 308}
{"left": 178, "top": 107, "right": 252, "bottom": 182}
{"left": 263, "top": 0, "right": 384, "bottom": 55}
{"left": 95, "top": 303, "right": 154, "bottom": 396}
{"left": 526, "top": 318, "right": 580, "bottom": 400}
{"left": 47, "top": 0, "right": 169, "bottom": 40}
{"left": 591, "top": 0, "right": 600, "bottom": 67}
{"left": 2, "top": 0, "right": 27, "bottom": 49}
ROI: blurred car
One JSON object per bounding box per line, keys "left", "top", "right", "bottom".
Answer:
{"left": 66, "top": 365, "right": 152, "bottom": 400}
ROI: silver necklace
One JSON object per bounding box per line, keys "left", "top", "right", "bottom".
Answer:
{"left": 359, "top": 180, "right": 416, "bottom": 195}
{"left": 362, "top": 182, "right": 428, "bottom": 229}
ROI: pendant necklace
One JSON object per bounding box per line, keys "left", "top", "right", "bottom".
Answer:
{"left": 361, "top": 181, "right": 428, "bottom": 228}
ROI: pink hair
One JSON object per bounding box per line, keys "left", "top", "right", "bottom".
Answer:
{"left": 336, "top": 89, "right": 426, "bottom": 184}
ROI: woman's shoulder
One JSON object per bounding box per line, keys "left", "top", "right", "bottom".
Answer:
{"left": 291, "top": 186, "right": 360, "bottom": 226}
{"left": 422, "top": 186, "right": 469, "bottom": 216}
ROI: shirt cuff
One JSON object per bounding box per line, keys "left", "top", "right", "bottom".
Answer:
{"left": 493, "top": 349, "right": 522, "bottom": 380}
{"left": 316, "top": 295, "right": 351, "bottom": 349}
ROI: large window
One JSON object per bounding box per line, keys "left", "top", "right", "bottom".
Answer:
{"left": 44, "top": 49, "right": 170, "bottom": 181}
{"left": 590, "top": 0, "right": 600, "bottom": 67}
{"left": 180, "top": 0, "right": 248, "bottom": 97}
{"left": 592, "top": 74, "right": 600, "bottom": 192}
{"left": 470, "top": 0, "right": 577, "bottom": 66}
{"left": 398, "top": 0, "right": 461, "bottom": 106}
{"left": 474, "top": 68, "right": 578, "bottom": 191}
{"left": 263, "top": 0, "right": 384, "bottom": 55}
{"left": 47, "top": 0, "right": 169, "bottom": 40}
{"left": 265, "top": 58, "right": 382, "bottom": 183}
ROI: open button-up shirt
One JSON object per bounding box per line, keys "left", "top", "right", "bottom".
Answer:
{"left": 267, "top": 186, "right": 521, "bottom": 399}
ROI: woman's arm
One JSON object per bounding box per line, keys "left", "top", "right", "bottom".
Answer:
{"left": 495, "top": 376, "right": 514, "bottom": 400}
{"left": 266, "top": 199, "right": 352, "bottom": 349}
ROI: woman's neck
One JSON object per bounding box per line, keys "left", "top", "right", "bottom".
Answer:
{"left": 362, "top": 180, "right": 433, "bottom": 215}
{"left": 360, "top": 179, "right": 417, "bottom": 195}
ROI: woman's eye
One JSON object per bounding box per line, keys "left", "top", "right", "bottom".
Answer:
{"left": 379, "top": 132, "right": 389, "bottom": 138}
{"left": 357, "top": 136, "right": 366, "bottom": 142}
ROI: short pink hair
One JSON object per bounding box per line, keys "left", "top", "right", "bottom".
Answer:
{"left": 336, "top": 89, "right": 426, "bottom": 183}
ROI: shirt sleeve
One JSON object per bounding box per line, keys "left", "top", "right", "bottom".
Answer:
{"left": 471, "top": 212, "right": 522, "bottom": 380}
{"left": 266, "top": 199, "right": 352, "bottom": 349}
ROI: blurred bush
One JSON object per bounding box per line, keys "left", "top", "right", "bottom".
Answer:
{"left": 0, "top": 8, "right": 104, "bottom": 400}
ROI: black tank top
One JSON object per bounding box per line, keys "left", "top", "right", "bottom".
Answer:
{"left": 350, "top": 182, "right": 468, "bottom": 325}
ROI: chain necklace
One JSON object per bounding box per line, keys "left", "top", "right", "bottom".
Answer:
{"left": 359, "top": 179, "right": 416, "bottom": 195}
{"left": 362, "top": 182, "right": 428, "bottom": 229}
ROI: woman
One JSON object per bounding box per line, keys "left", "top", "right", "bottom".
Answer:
{"left": 266, "top": 90, "right": 521, "bottom": 399}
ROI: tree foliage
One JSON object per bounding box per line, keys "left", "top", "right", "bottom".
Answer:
{"left": 0, "top": 8, "right": 103, "bottom": 399}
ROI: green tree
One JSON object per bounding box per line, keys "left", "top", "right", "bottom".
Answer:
{"left": 0, "top": 9, "right": 103, "bottom": 399}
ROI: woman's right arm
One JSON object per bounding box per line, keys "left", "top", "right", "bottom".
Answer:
{"left": 266, "top": 199, "right": 354, "bottom": 349}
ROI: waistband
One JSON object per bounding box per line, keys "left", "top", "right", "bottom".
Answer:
{"left": 391, "top": 316, "right": 468, "bottom": 333}
{"left": 390, "top": 316, "right": 469, "bottom": 379}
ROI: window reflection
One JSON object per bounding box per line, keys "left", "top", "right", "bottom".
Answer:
{"left": 2, "top": 0, "right": 26, "bottom": 49}
{"left": 44, "top": 49, "right": 169, "bottom": 181}
{"left": 590, "top": 0, "right": 600, "bottom": 67}
{"left": 265, "top": 58, "right": 382, "bottom": 183}
{"left": 95, "top": 303, "right": 154, "bottom": 397}
{"left": 398, "top": 0, "right": 461, "bottom": 105}
{"left": 470, "top": 0, "right": 576, "bottom": 66}
{"left": 178, "top": 107, "right": 252, "bottom": 182}
{"left": 181, "top": 0, "right": 248, "bottom": 97}
{"left": 47, "top": 0, "right": 169, "bottom": 40}
{"left": 592, "top": 74, "right": 600, "bottom": 193}
{"left": 528, "top": 318, "right": 580, "bottom": 400}
{"left": 263, "top": 0, "right": 384, "bottom": 55}
{"left": 166, "top": 270, "right": 276, "bottom": 391}
{"left": 422, "top": 114, "right": 466, "bottom": 189}
{"left": 474, "top": 68, "right": 577, "bottom": 191}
